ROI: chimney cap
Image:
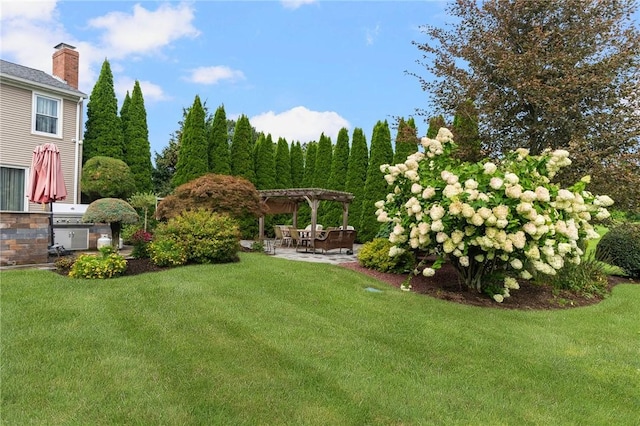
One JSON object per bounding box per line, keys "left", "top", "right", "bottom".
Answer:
{"left": 54, "top": 42, "right": 76, "bottom": 50}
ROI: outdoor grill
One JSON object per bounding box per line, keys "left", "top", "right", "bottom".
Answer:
{"left": 51, "top": 204, "right": 92, "bottom": 250}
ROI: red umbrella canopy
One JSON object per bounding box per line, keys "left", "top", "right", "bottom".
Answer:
{"left": 27, "top": 143, "right": 67, "bottom": 204}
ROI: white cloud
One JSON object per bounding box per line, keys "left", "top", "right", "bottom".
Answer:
{"left": 0, "top": 0, "right": 57, "bottom": 21}
{"left": 281, "top": 0, "right": 316, "bottom": 10}
{"left": 185, "top": 66, "right": 245, "bottom": 85}
{"left": 250, "top": 106, "right": 350, "bottom": 143}
{"left": 87, "top": 2, "right": 200, "bottom": 59}
{"left": 365, "top": 23, "right": 381, "bottom": 46}
{"left": 115, "top": 77, "right": 169, "bottom": 103}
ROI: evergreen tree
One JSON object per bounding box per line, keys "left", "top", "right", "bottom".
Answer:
{"left": 393, "top": 117, "right": 419, "bottom": 164}
{"left": 275, "top": 137, "right": 292, "bottom": 189}
{"left": 427, "top": 115, "right": 446, "bottom": 138}
{"left": 230, "top": 114, "right": 256, "bottom": 183}
{"left": 120, "top": 91, "right": 131, "bottom": 140}
{"left": 208, "top": 105, "right": 231, "bottom": 175}
{"left": 452, "top": 100, "right": 482, "bottom": 163}
{"left": 123, "top": 81, "right": 153, "bottom": 192}
{"left": 172, "top": 95, "right": 208, "bottom": 187}
{"left": 254, "top": 133, "right": 277, "bottom": 190}
{"left": 152, "top": 136, "right": 178, "bottom": 196}
{"left": 290, "top": 141, "right": 304, "bottom": 187}
{"left": 359, "top": 120, "right": 393, "bottom": 242}
{"left": 83, "top": 59, "right": 124, "bottom": 163}
{"left": 321, "top": 127, "right": 350, "bottom": 226}
{"left": 313, "top": 133, "right": 333, "bottom": 188}
{"left": 302, "top": 142, "right": 317, "bottom": 187}
{"left": 345, "top": 128, "right": 368, "bottom": 234}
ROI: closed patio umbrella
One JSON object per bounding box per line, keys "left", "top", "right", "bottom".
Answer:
{"left": 27, "top": 143, "right": 67, "bottom": 247}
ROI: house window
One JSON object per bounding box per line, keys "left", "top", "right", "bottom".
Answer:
{"left": 0, "top": 166, "right": 27, "bottom": 211}
{"left": 33, "top": 93, "right": 61, "bottom": 137}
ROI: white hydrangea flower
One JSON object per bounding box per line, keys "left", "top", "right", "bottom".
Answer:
{"left": 423, "top": 267, "right": 435, "bottom": 277}
{"left": 477, "top": 207, "right": 492, "bottom": 220}
{"left": 465, "top": 179, "right": 479, "bottom": 190}
{"left": 505, "top": 184, "right": 523, "bottom": 199}
{"left": 534, "top": 186, "right": 550, "bottom": 202}
{"left": 510, "top": 258, "right": 523, "bottom": 270}
{"left": 418, "top": 221, "right": 430, "bottom": 235}
{"left": 459, "top": 256, "right": 470, "bottom": 267}
{"left": 594, "top": 195, "right": 614, "bottom": 207}
{"left": 556, "top": 189, "right": 575, "bottom": 202}
{"left": 374, "top": 200, "right": 385, "bottom": 209}
{"left": 449, "top": 200, "right": 463, "bottom": 215}
{"left": 443, "top": 239, "right": 456, "bottom": 253}
{"left": 389, "top": 246, "right": 405, "bottom": 257}
{"left": 520, "top": 190, "right": 537, "bottom": 203}
{"left": 411, "top": 183, "right": 422, "bottom": 194}
{"left": 475, "top": 254, "right": 485, "bottom": 262}
{"left": 490, "top": 177, "right": 504, "bottom": 190}
{"left": 436, "top": 127, "right": 454, "bottom": 143}
{"left": 520, "top": 270, "right": 533, "bottom": 280}
{"left": 525, "top": 245, "right": 540, "bottom": 260}
{"left": 515, "top": 148, "right": 530, "bottom": 159}
{"left": 431, "top": 220, "right": 444, "bottom": 232}
{"left": 595, "top": 209, "right": 611, "bottom": 220}
{"left": 384, "top": 174, "right": 396, "bottom": 185}
{"left": 436, "top": 232, "right": 448, "bottom": 243}
{"left": 470, "top": 213, "right": 484, "bottom": 226}
{"left": 451, "top": 230, "right": 464, "bottom": 244}
{"left": 405, "top": 159, "right": 419, "bottom": 170}
{"left": 422, "top": 187, "right": 436, "bottom": 199}
{"left": 504, "top": 276, "right": 520, "bottom": 289}
{"left": 504, "top": 172, "right": 519, "bottom": 185}
{"left": 377, "top": 211, "right": 389, "bottom": 222}
{"left": 429, "top": 205, "right": 446, "bottom": 221}
{"left": 493, "top": 294, "right": 504, "bottom": 303}
{"left": 404, "top": 170, "right": 419, "bottom": 181}
{"left": 443, "top": 184, "right": 463, "bottom": 198}
{"left": 496, "top": 219, "right": 509, "bottom": 229}
{"left": 483, "top": 162, "right": 497, "bottom": 174}
{"left": 461, "top": 203, "right": 475, "bottom": 218}
{"left": 493, "top": 205, "right": 509, "bottom": 220}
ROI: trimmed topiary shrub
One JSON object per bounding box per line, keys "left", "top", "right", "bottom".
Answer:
{"left": 154, "top": 208, "right": 241, "bottom": 264}
{"left": 358, "top": 238, "right": 415, "bottom": 274}
{"left": 595, "top": 223, "right": 640, "bottom": 278}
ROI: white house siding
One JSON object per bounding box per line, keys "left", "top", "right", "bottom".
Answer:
{"left": 0, "top": 82, "right": 83, "bottom": 209}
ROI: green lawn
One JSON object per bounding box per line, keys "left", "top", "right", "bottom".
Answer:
{"left": 2, "top": 253, "right": 639, "bottom": 425}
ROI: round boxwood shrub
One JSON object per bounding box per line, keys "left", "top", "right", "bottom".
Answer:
{"left": 358, "top": 238, "right": 415, "bottom": 274}
{"left": 595, "top": 223, "right": 640, "bottom": 278}
{"left": 154, "top": 208, "right": 241, "bottom": 264}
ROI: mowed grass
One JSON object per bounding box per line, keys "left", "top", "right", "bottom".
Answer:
{"left": 2, "top": 253, "right": 639, "bottom": 425}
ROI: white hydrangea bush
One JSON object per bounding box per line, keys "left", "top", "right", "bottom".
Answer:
{"left": 376, "top": 128, "right": 614, "bottom": 301}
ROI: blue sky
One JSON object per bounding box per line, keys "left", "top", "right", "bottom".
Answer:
{"left": 0, "top": 0, "right": 449, "bottom": 157}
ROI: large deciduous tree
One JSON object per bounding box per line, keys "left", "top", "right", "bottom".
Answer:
{"left": 412, "top": 0, "right": 640, "bottom": 196}
{"left": 172, "top": 95, "right": 208, "bottom": 187}
{"left": 122, "top": 81, "right": 153, "bottom": 193}
{"left": 83, "top": 59, "right": 124, "bottom": 163}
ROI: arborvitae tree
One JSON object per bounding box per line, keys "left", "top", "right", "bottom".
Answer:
{"left": 413, "top": 0, "right": 639, "bottom": 156}
{"left": 208, "top": 105, "right": 231, "bottom": 175}
{"left": 83, "top": 59, "right": 124, "bottom": 163}
{"left": 290, "top": 141, "right": 304, "bottom": 187}
{"left": 120, "top": 91, "right": 131, "bottom": 140}
{"left": 230, "top": 114, "right": 256, "bottom": 184}
{"left": 427, "top": 115, "right": 446, "bottom": 138}
{"left": 321, "top": 127, "right": 350, "bottom": 226}
{"left": 313, "top": 133, "right": 333, "bottom": 188}
{"left": 254, "top": 133, "right": 277, "bottom": 190}
{"left": 152, "top": 136, "right": 178, "bottom": 196}
{"left": 359, "top": 120, "right": 393, "bottom": 242}
{"left": 122, "top": 81, "right": 153, "bottom": 192}
{"left": 393, "top": 117, "right": 419, "bottom": 164}
{"left": 275, "top": 137, "right": 292, "bottom": 189}
{"left": 345, "top": 127, "right": 368, "bottom": 234}
{"left": 172, "top": 95, "right": 208, "bottom": 187}
{"left": 298, "top": 142, "right": 317, "bottom": 226}
{"left": 451, "top": 99, "right": 482, "bottom": 163}
{"left": 302, "top": 142, "right": 317, "bottom": 187}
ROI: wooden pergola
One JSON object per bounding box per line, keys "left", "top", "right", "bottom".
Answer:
{"left": 258, "top": 188, "right": 354, "bottom": 245}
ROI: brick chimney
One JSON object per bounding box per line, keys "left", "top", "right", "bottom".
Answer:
{"left": 52, "top": 43, "right": 79, "bottom": 89}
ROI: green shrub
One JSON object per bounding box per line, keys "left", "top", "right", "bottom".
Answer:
{"left": 548, "top": 256, "right": 610, "bottom": 299}
{"left": 130, "top": 230, "right": 153, "bottom": 259}
{"left": 147, "top": 239, "right": 187, "bottom": 267}
{"left": 68, "top": 247, "right": 127, "bottom": 279}
{"left": 358, "top": 238, "right": 415, "bottom": 274}
{"left": 155, "top": 209, "right": 241, "bottom": 264}
{"left": 54, "top": 256, "right": 77, "bottom": 275}
{"left": 595, "top": 223, "right": 640, "bottom": 278}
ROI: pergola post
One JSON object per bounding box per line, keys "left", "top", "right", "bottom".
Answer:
{"left": 342, "top": 202, "right": 349, "bottom": 229}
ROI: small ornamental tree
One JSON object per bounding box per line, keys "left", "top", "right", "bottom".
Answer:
{"left": 156, "top": 173, "right": 265, "bottom": 220}
{"left": 128, "top": 191, "right": 157, "bottom": 231}
{"left": 83, "top": 198, "right": 139, "bottom": 250}
{"left": 81, "top": 156, "right": 136, "bottom": 202}
{"left": 376, "top": 128, "right": 614, "bottom": 301}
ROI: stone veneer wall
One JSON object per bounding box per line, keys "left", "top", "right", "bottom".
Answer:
{"left": 0, "top": 212, "right": 114, "bottom": 266}
{"left": 0, "top": 212, "right": 50, "bottom": 265}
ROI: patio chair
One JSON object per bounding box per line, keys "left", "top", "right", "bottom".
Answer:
{"left": 273, "top": 225, "right": 288, "bottom": 247}
{"left": 287, "top": 226, "right": 307, "bottom": 252}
